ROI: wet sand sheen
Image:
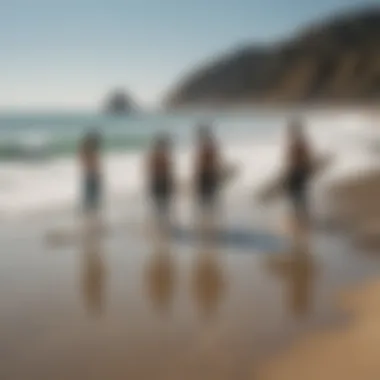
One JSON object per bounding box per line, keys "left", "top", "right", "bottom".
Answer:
{"left": 258, "top": 279, "right": 380, "bottom": 380}
{"left": 0, "top": 208, "right": 379, "bottom": 380}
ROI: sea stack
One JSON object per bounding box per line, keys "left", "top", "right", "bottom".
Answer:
{"left": 104, "top": 89, "right": 135, "bottom": 115}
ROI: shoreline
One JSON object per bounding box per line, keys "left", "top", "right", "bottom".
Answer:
{"left": 0, "top": 176, "right": 380, "bottom": 379}
{"left": 257, "top": 277, "right": 380, "bottom": 380}
{"left": 0, "top": 110, "right": 379, "bottom": 378}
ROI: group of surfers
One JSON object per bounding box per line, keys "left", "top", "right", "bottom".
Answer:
{"left": 79, "top": 119, "right": 313, "bottom": 226}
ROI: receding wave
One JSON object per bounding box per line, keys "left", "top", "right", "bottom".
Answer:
{"left": 0, "top": 133, "right": 150, "bottom": 161}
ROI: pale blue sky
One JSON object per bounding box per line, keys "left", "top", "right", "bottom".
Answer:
{"left": 0, "top": 0, "right": 375, "bottom": 110}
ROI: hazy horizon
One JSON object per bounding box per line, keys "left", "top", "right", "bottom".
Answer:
{"left": 1, "top": 0, "right": 376, "bottom": 112}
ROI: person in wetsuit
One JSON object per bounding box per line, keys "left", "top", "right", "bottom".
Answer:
{"left": 147, "top": 133, "right": 174, "bottom": 217}
{"left": 194, "top": 125, "right": 221, "bottom": 208}
{"left": 285, "top": 119, "right": 312, "bottom": 225}
{"left": 79, "top": 131, "right": 102, "bottom": 214}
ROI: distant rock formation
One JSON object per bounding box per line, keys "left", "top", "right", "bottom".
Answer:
{"left": 104, "top": 90, "right": 136, "bottom": 115}
{"left": 165, "top": 7, "right": 380, "bottom": 108}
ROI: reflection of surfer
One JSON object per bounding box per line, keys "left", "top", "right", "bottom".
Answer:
{"left": 145, "top": 225, "right": 175, "bottom": 314}
{"left": 285, "top": 119, "right": 313, "bottom": 226}
{"left": 192, "top": 253, "right": 225, "bottom": 319}
{"left": 192, "top": 218, "right": 226, "bottom": 319}
{"left": 290, "top": 250, "right": 314, "bottom": 317}
{"left": 265, "top": 238, "right": 315, "bottom": 318}
{"left": 81, "top": 216, "right": 106, "bottom": 317}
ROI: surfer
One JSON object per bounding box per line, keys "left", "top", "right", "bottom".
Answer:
{"left": 285, "top": 119, "right": 312, "bottom": 226}
{"left": 194, "top": 125, "right": 221, "bottom": 210}
{"left": 79, "top": 130, "right": 103, "bottom": 214}
{"left": 147, "top": 133, "right": 174, "bottom": 222}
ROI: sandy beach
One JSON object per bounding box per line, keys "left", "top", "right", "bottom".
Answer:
{"left": 2, "top": 0, "right": 380, "bottom": 378}
{"left": 256, "top": 169, "right": 380, "bottom": 380}
{"left": 0, "top": 107, "right": 378, "bottom": 380}
{"left": 0, "top": 176, "right": 379, "bottom": 380}
{"left": 329, "top": 170, "right": 380, "bottom": 249}
{"left": 257, "top": 279, "right": 380, "bottom": 380}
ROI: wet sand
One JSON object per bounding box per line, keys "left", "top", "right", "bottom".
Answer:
{"left": 329, "top": 170, "right": 380, "bottom": 250}
{"left": 258, "top": 279, "right": 380, "bottom": 380}
{"left": 0, "top": 195, "right": 379, "bottom": 380}
{"left": 256, "top": 169, "right": 380, "bottom": 380}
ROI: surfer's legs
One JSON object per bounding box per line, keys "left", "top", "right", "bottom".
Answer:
{"left": 195, "top": 183, "right": 220, "bottom": 240}
{"left": 197, "top": 174, "right": 219, "bottom": 209}
{"left": 292, "top": 187, "right": 309, "bottom": 225}
{"left": 156, "top": 196, "right": 170, "bottom": 220}
{"left": 197, "top": 190, "right": 217, "bottom": 223}
{"left": 287, "top": 171, "right": 310, "bottom": 228}
{"left": 151, "top": 184, "right": 172, "bottom": 229}
{"left": 83, "top": 174, "right": 102, "bottom": 215}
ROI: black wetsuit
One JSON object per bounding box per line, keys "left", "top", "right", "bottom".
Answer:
{"left": 196, "top": 145, "right": 219, "bottom": 206}
{"left": 81, "top": 143, "right": 102, "bottom": 213}
{"left": 286, "top": 142, "right": 311, "bottom": 215}
{"left": 84, "top": 172, "right": 102, "bottom": 212}
{"left": 149, "top": 152, "right": 173, "bottom": 211}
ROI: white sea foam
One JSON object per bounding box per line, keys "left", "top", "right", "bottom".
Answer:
{"left": 0, "top": 111, "right": 378, "bottom": 219}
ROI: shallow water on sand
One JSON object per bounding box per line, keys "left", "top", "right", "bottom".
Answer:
{"left": 0, "top": 204, "right": 379, "bottom": 380}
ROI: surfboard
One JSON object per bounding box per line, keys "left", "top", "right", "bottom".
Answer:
{"left": 255, "top": 154, "right": 334, "bottom": 203}
{"left": 171, "top": 225, "right": 290, "bottom": 253}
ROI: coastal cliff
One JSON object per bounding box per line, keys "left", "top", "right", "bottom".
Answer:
{"left": 165, "top": 7, "right": 380, "bottom": 108}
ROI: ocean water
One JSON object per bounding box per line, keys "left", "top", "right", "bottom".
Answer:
{"left": 0, "top": 109, "right": 378, "bottom": 218}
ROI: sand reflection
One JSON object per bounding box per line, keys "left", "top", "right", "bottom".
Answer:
{"left": 266, "top": 219, "right": 316, "bottom": 317}
{"left": 192, "top": 211, "right": 227, "bottom": 319}
{"left": 144, "top": 218, "right": 176, "bottom": 314}
{"left": 258, "top": 280, "right": 380, "bottom": 380}
{"left": 80, "top": 214, "right": 107, "bottom": 317}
